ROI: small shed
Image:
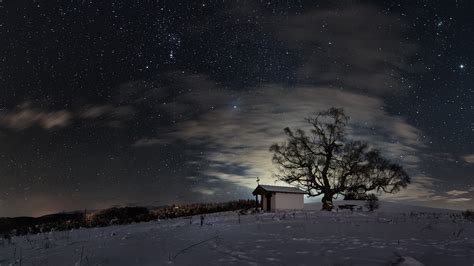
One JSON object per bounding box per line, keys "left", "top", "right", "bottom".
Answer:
{"left": 252, "top": 185, "right": 305, "bottom": 211}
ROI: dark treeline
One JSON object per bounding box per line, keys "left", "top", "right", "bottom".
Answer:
{"left": 1, "top": 200, "right": 255, "bottom": 237}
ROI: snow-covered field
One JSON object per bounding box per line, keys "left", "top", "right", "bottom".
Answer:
{"left": 1, "top": 201, "right": 473, "bottom": 266}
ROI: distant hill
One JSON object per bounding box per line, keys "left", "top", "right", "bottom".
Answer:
{"left": 0, "top": 212, "right": 84, "bottom": 235}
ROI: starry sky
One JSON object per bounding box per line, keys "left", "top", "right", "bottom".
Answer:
{"left": 0, "top": 1, "right": 472, "bottom": 217}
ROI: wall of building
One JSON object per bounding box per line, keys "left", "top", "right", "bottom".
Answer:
{"left": 271, "top": 193, "right": 276, "bottom": 211}
{"left": 274, "top": 192, "right": 304, "bottom": 210}
{"left": 262, "top": 193, "right": 275, "bottom": 211}
{"left": 262, "top": 194, "right": 268, "bottom": 210}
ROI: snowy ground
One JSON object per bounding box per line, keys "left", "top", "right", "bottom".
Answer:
{"left": 0, "top": 201, "right": 473, "bottom": 266}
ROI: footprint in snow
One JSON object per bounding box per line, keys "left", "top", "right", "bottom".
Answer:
{"left": 396, "top": 256, "right": 424, "bottom": 266}
{"left": 296, "top": 251, "right": 310, "bottom": 254}
{"left": 266, "top": 257, "right": 280, "bottom": 262}
{"left": 391, "top": 253, "right": 424, "bottom": 266}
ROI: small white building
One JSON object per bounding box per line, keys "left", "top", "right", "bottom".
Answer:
{"left": 252, "top": 185, "right": 305, "bottom": 211}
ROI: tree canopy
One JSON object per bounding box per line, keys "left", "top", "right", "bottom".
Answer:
{"left": 270, "top": 108, "right": 410, "bottom": 211}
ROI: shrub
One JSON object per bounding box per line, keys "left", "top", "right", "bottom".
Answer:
{"left": 343, "top": 191, "right": 369, "bottom": 200}
{"left": 364, "top": 194, "right": 380, "bottom": 211}
{"left": 462, "top": 210, "right": 474, "bottom": 221}
{"left": 90, "top": 207, "right": 150, "bottom": 226}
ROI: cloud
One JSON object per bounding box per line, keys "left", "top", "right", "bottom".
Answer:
{"left": 132, "top": 138, "right": 169, "bottom": 147}
{"left": 118, "top": 3, "right": 439, "bottom": 204}
{"left": 80, "top": 105, "right": 134, "bottom": 119}
{"left": 269, "top": 5, "right": 417, "bottom": 95}
{"left": 192, "top": 187, "right": 216, "bottom": 196}
{"left": 80, "top": 104, "right": 135, "bottom": 128}
{"left": 462, "top": 154, "right": 474, "bottom": 164}
{"left": 368, "top": 173, "right": 474, "bottom": 206}
{"left": 381, "top": 175, "right": 438, "bottom": 202}
{"left": 392, "top": 122, "right": 422, "bottom": 146}
{"left": 446, "top": 190, "right": 469, "bottom": 196}
{"left": 129, "top": 73, "right": 433, "bottom": 201}
{"left": 445, "top": 197, "right": 472, "bottom": 203}
{"left": 0, "top": 103, "right": 136, "bottom": 131}
{"left": 0, "top": 105, "right": 72, "bottom": 130}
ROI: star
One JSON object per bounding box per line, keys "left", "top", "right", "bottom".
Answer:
{"left": 459, "top": 64, "right": 465, "bottom": 69}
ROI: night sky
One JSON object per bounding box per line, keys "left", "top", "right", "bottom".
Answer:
{"left": 0, "top": 1, "right": 472, "bottom": 217}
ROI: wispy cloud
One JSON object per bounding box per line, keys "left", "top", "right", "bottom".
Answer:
{"left": 80, "top": 104, "right": 134, "bottom": 119}
{"left": 192, "top": 187, "right": 216, "bottom": 196}
{"left": 132, "top": 138, "right": 170, "bottom": 147}
{"left": 0, "top": 104, "right": 72, "bottom": 130}
{"left": 382, "top": 176, "right": 438, "bottom": 202}
{"left": 80, "top": 104, "right": 135, "bottom": 128}
{"left": 368, "top": 172, "right": 474, "bottom": 207}
{"left": 446, "top": 190, "right": 469, "bottom": 196}
{"left": 129, "top": 73, "right": 434, "bottom": 202}
{"left": 445, "top": 197, "right": 472, "bottom": 203}
{"left": 271, "top": 5, "right": 417, "bottom": 95}
{"left": 462, "top": 154, "right": 474, "bottom": 164}
{"left": 0, "top": 103, "right": 135, "bottom": 131}
{"left": 117, "top": 3, "right": 442, "bottom": 204}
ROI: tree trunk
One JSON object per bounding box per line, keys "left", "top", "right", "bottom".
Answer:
{"left": 321, "top": 193, "right": 334, "bottom": 211}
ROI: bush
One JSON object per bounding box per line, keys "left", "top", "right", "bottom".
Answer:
{"left": 151, "top": 199, "right": 256, "bottom": 219}
{"left": 343, "top": 191, "right": 369, "bottom": 200}
{"left": 364, "top": 194, "right": 380, "bottom": 211}
{"left": 90, "top": 207, "right": 151, "bottom": 226}
{"left": 462, "top": 210, "right": 474, "bottom": 221}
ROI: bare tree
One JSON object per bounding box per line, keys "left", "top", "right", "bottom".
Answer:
{"left": 270, "top": 108, "right": 410, "bottom": 211}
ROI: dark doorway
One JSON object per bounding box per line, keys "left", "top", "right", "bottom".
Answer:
{"left": 266, "top": 194, "right": 271, "bottom": 211}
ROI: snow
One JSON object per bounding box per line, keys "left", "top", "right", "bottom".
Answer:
{"left": 0, "top": 201, "right": 473, "bottom": 265}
